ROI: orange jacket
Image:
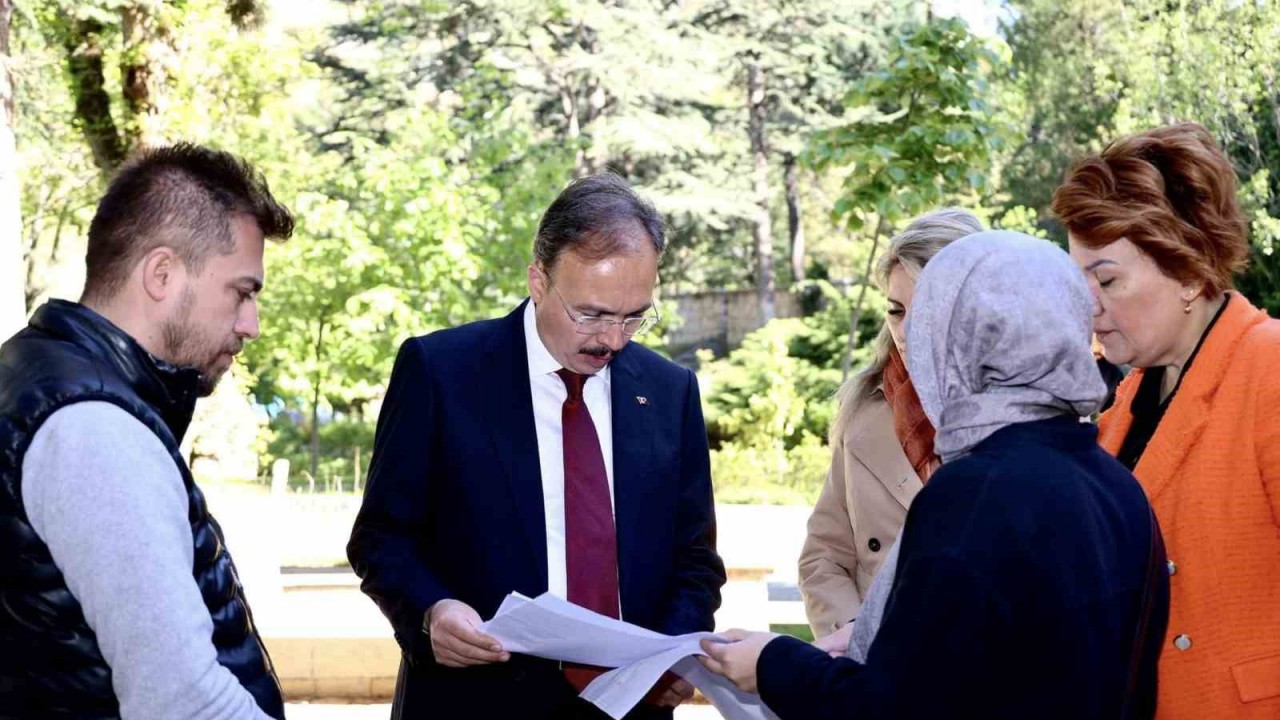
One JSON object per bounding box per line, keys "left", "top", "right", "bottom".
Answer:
{"left": 1098, "top": 294, "right": 1280, "bottom": 718}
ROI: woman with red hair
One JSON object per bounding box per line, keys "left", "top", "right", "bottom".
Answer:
{"left": 1054, "top": 122, "right": 1280, "bottom": 719}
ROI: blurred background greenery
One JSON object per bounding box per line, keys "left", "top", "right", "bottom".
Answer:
{"left": 5, "top": 0, "right": 1279, "bottom": 504}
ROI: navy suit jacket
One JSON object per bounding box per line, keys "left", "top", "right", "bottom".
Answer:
{"left": 348, "top": 301, "right": 725, "bottom": 718}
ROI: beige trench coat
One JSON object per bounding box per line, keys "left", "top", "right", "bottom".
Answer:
{"left": 798, "top": 391, "right": 924, "bottom": 638}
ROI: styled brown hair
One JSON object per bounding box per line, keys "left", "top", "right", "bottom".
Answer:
{"left": 533, "top": 173, "right": 665, "bottom": 272}
{"left": 1052, "top": 122, "right": 1248, "bottom": 295}
{"left": 83, "top": 143, "right": 294, "bottom": 304}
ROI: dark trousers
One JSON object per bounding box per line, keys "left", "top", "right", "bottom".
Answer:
{"left": 554, "top": 698, "right": 674, "bottom": 720}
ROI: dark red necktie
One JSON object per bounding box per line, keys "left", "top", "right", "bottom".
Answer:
{"left": 557, "top": 371, "right": 682, "bottom": 701}
{"left": 556, "top": 369, "right": 619, "bottom": 619}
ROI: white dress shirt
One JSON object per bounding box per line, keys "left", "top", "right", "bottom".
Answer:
{"left": 523, "top": 299, "right": 617, "bottom": 600}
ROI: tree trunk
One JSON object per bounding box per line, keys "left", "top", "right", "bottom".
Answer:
{"left": 583, "top": 30, "right": 607, "bottom": 175}
{"left": 353, "top": 445, "right": 361, "bottom": 494}
{"left": 0, "top": 0, "right": 24, "bottom": 337}
{"left": 784, "top": 152, "right": 805, "bottom": 283}
{"left": 747, "top": 60, "right": 775, "bottom": 325}
{"left": 841, "top": 216, "right": 886, "bottom": 380}
{"left": 58, "top": 17, "right": 125, "bottom": 172}
{"left": 309, "top": 381, "right": 321, "bottom": 481}
{"left": 561, "top": 85, "right": 587, "bottom": 178}
{"left": 584, "top": 76, "right": 607, "bottom": 175}
{"left": 121, "top": 3, "right": 168, "bottom": 150}
{"left": 1265, "top": 70, "right": 1280, "bottom": 161}
{"left": 308, "top": 320, "right": 327, "bottom": 480}
{"left": 25, "top": 194, "right": 76, "bottom": 311}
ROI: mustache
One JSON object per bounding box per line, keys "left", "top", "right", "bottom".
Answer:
{"left": 580, "top": 345, "right": 613, "bottom": 358}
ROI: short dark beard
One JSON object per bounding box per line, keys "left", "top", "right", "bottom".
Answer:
{"left": 194, "top": 370, "right": 220, "bottom": 398}
{"left": 160, "top": 286, "right": 225, "bottom": 397}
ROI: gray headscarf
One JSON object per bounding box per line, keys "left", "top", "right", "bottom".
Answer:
{"left": 905, "top": 230, "right": 1107, "bottom": 461}
{"left": 845, "top": 230, "right": 1107, "bottom": 663}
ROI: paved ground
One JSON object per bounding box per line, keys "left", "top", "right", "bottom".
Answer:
{"left": 287, "top": 703, "right": 727, "bottom": 719}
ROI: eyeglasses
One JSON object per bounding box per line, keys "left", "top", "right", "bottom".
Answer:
{"left": 548, "top": 284, "right": 660, "bottom": 337}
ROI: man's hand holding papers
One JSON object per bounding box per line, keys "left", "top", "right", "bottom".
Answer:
{"left": 479, "top": 592, "right": 778, "bottom": 720}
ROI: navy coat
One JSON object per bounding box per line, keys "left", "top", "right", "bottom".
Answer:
{"left": 759, "top": 417, "right": 1168, "bottom": 720}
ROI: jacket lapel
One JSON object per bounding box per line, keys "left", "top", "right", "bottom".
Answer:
{"left": 607, "top": 346, "right": 657, "bottom": 616}
{"left": 1108, "top": 295, "right": 1267, "bottom": 501}
{"left": 481, "top": 300, "right": 549, "bottom": 583}
{"left": 1130, "top": 388, "right": 1209, "bottom": 502}
{"left": 848, "top": 395, "right": 922, "bottom": 510}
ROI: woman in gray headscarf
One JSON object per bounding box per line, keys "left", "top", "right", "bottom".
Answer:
{"left": 701, "top": 231, "right": 1169, "bottom": 720}
{"left": 844, "top": 223, "right": 1131, "bottom": 660}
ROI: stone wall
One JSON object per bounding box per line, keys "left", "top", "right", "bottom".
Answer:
{"left": 665, "top": 289, "right": 801, "bottom": 358}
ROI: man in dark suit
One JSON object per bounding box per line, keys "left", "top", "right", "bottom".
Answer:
{"left": 348, "top": 174, "right": 726, "bottom": 719}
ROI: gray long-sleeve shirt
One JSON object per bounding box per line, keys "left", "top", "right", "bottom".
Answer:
{"left": 21, "top": 401, "right": 274, "bottom": 720}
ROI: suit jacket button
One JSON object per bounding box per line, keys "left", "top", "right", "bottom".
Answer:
{"left": 1173, "top": 634, "right": 1192, "bottom": 651}
{"left": 868, "top": 538, "right": 881, "bottom": 552}
{"left": 1167, "top": 560, "right": 1177, "bottom": 576}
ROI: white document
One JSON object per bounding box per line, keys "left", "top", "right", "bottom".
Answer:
{"left": 480, "top": 592, "right": 779, "bottom": 720}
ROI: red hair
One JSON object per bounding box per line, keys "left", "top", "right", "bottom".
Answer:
{"left": 1052, "top": 122, "right": 1249, "bottom": 295}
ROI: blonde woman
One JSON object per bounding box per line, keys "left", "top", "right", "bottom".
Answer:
{"left": 799, "top": 208, "right": 983, "bottom": 642}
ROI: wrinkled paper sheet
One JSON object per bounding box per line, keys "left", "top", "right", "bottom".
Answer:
{"left": 480, "top": 592, "right": 778, "bottom": 720}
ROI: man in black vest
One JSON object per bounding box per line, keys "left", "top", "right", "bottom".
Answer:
{"left": 0, "top": 144, "right": 293, "bottom": 719}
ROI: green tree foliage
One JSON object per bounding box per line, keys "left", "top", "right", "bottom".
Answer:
{"left": 316, "top": 0, "right": 732, "bottom": 270}
{"left": 1, "top": 0, "right": 25, "bottom": 338}
{"left": 686, "top": 0, "right": 914, "bottom": 318}
{"left": 812, "top": 17, "right": 1007, "bottom": 229}
{"left": 807, "top": 18, "right": 1007, "bottom": 376}
{"left": 184, "top": 366, "right": 268, "bottom": 483}
{"left": 26, "top": 0, "right": 261, "bottom": 171}
{"left": 996, "top": 0, "right": 1280, "bottom": 316}
{"left": 241, "top": 116, "right": 517, "bottom": 477}
{"left": 14, "top": 1, "right": 1280, "bottom": 503}
{"left": 695, "top": 278, "right": 890, "bottom": 504}
{"left": 14, "top": 2, "right": 107, "bottom": 311}
{"left": 15, "top": 0, "right": 520, "bottom": 479}
{"left": 315, "top": 0, "right": 912, "bottom": 299}
{"left": 995, "top": 0, "right": 1132, "bottom": 225}
{"left": 697, "top": 318, "right": 840, "bottom": 504}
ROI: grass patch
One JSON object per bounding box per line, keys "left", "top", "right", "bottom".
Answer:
{"left": 769, "top": 623, "right": 814, "bottom": 643}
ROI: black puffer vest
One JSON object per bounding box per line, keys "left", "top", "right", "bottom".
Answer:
{"left": 0, "top": 300, "right": 284, "bottom": 719}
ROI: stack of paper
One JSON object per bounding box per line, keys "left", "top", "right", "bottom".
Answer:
{"left": 479, "top": 592, "right": 779, "bottom": 720}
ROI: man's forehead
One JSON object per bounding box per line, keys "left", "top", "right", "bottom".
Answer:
{"left": 205, "top": 237, "right": 265, "bottom": 286}
{"left": 553, "top": 264, "right": 656, "bottom": 314}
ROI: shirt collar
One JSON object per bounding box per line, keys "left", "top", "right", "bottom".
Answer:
{"left": 523, "top": 297, "right": 611, "bottom": 386}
